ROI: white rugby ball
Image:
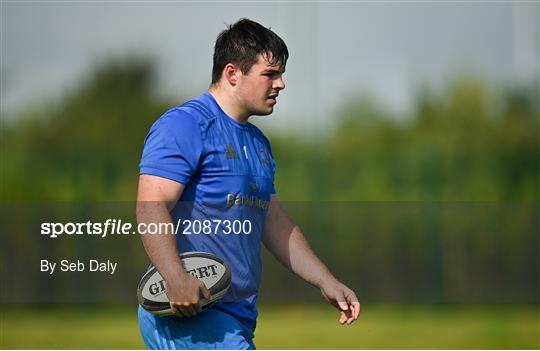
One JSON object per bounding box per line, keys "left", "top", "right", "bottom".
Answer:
{"left": 137, "top": 251, "right": 231, "bottom": 316}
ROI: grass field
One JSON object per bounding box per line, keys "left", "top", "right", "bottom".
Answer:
{"left": 1, "top": 304, "right": 538, "bottom": 349}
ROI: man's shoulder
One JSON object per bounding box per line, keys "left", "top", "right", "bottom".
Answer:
{"left": 152, "top": 107, "right": 198, "bottom": 132}
{"left": 155, "top": 96, "right": 217, "bottom": 132}
{"left": 178, "top": 93, "right": 221, "bottom": 125}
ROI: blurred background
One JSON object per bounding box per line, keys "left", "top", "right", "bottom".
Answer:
{"left": 1, "top": 1, "right": 539, "bottom": 349}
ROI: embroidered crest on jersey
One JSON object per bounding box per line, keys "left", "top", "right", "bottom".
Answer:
{"left": 225, "top": 144, "right": 239, "bottom": 159}
{"left": 258, "top": 146, "right": 270, "bottom": 166}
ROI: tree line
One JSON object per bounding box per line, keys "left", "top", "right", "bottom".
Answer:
{"left": 1, "top": 57, "right": 537, "bottom": 303}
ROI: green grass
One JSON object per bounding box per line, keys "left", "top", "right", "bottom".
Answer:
{"left": 1, "top": 304, "right": 538, "bottom": 349}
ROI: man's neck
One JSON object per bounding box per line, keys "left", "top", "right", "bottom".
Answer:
{"left": 207, "top": 86, "right": 249, "bottom": 124}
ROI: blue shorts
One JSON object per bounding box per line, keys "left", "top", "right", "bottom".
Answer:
{"left": 138, "top": 305, "right": 256, "bottom": 350}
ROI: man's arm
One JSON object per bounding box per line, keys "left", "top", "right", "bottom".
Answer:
{"left": 136, "top": 174, "right": 210, "bottom": 317}
{"left": 262, "top": 194, "right": 360, "bottom": 325}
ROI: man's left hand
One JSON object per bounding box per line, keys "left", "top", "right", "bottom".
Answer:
{"left": 320, "top": 279, "right": 361, "bottom": 325}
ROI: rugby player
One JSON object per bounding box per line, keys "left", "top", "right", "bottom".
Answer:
{"left": 136, "top": 18, "right": 360, "bottom": 349}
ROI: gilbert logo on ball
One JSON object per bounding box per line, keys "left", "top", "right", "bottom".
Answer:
{"left": 137, "top": 251, "right": 231, "bottom": 316}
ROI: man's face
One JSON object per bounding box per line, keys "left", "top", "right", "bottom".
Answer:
{"left": 235, "top": 54, "right": 286, "bottom": 116}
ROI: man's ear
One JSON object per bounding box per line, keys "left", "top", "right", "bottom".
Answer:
{"left": 223, "top": 63, "right": 239, "bottom": 86}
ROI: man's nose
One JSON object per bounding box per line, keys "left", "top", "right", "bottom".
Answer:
{"left": 274, "top": 76, "right": 285, "bottom": 90}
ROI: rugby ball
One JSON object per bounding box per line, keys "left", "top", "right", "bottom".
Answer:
{"left": 137, "top": 251, "right": 231, "bottom": 316}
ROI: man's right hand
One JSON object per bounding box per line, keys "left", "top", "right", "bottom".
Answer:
{"left": 166, "top": 273, "right": 211, "bottom": 317}
{"left": 137, "top": 175, "right": 212, "bottom": 317}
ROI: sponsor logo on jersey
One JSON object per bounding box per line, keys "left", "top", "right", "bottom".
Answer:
{"left": 226, "top": 194, "right": 269, "bottom": 210}
{"left": 225, "top": 144, "right": 239, "bottom": 159}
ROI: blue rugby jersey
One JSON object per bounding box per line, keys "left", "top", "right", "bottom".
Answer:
{"left": 139, "top": 92, "right": 276, "bottom": 331}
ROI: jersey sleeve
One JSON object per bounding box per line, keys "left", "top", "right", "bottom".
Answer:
{"left": 139, "top": 109, "right": 203, "bottom": 185}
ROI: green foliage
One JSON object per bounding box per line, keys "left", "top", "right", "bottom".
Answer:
{"left": 2, "top": 58, "right": 538, "bottom": 202}
{"left": 2, "top": 57, "right": 174, "bottom": 200}
{"left": 272, "top": 78, "right": 539, "bottom": 201}
{"left": 1, "top": 57, "right": 538, "bottom": 303}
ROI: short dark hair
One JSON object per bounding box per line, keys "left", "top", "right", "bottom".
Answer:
{"left": 211, "top": 18, "right": 289, "bottom": 84}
